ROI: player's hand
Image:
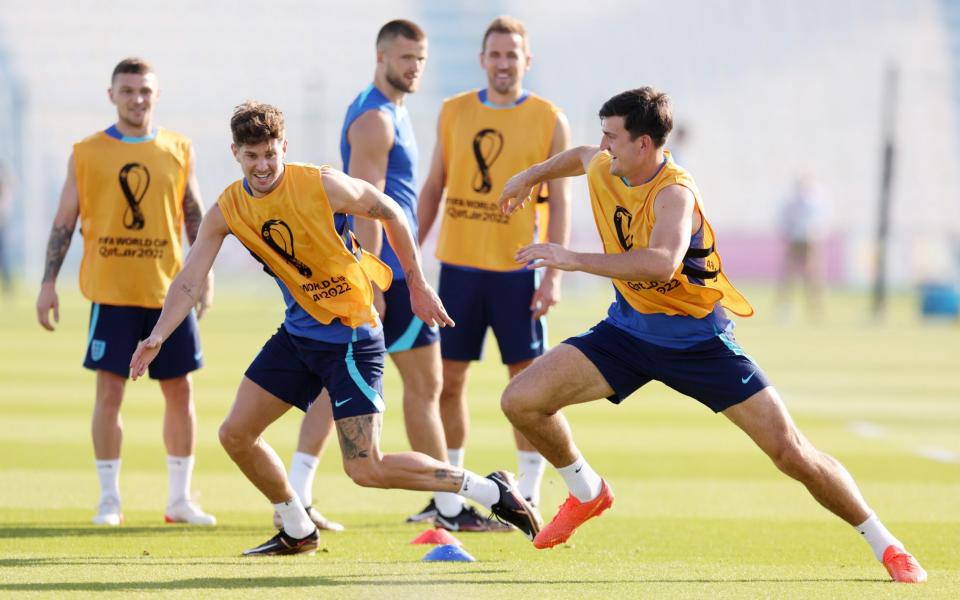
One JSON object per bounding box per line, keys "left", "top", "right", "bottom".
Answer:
{"left": 36, "top": 283, "right": 60, "bottom": 331}
{"left": 130, "top": 334, "right": 163, "bottom": 381}
{"left": 498, "top": 172, "right": 535, "bottom": 215}
{"left": 530, "top": 272, "right": 561, "bottom": 320}
{"left": 407, "top": 277, "right": 455, "bottom": 329}
{"left": 516, "top": 242, "right": 579, "bottom": 272}
{"left": 196, "top": 271, "right": 214, "bottom": 320}
{"left": 372, "top": 286, "right": 386, "bottom": 320}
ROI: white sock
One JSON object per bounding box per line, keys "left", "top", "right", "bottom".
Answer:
{"left": 95, "top": 459, "right": 121, "bottom": 503}
{"left": 556, "top": 455, "right": 603, "bottom": 502}
{"left": 273, "top": 496, "right": 314, "bottom": 538}
{"left": 457, "top": 470, "right": 500, "bottom": 508}
{"left": 447, "top": 447, "right": 464, "bottom": 468}
{"left": 435, "top": 491, "right": 465, "bottom": 517}
{"left": 517, "top": 450, "right": 546, "bottom": 505}
{"left": 167, "top": 455, "right": 194, "bottom": 506}
{"left": 288, "top": 452, "right": 320, "bottom": 507}
{"left": 856, "top": 513, "right": 903, "bottom": 561}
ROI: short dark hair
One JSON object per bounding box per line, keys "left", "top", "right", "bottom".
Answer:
{"left": 482, "top": 15, "right": 529, "bottom": 53}
{"left": 111, "top": 57, "right": 153, "bottom": 83}
{"left": 376, "top": 19, "right": 425, "bottom": 47}
{"left": 598, "top": 87, "right": 673, "bottom": 147}
{"left": 230, "top": 101, "right": 285, "bottom": 146}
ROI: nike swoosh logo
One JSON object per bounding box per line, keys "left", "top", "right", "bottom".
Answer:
{"left": 741, "top": 372, "right": 756, "bottom": 384}
{"left": 194, "top": 351, "right": 203, "bottom": 361}
{"left": 574, "top": 466, "right": 583, "bottom": 473}
{"left": 334, "top": 397, "right": 352, "bottom": 407}
{"left": 530, "top": 340, "right": 541, "bottom": 350}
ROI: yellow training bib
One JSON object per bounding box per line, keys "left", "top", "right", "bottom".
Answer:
{"left": 436, "top": 90, "right": 559, "bottom": 270}
{"left": 218, "top": 163, "right": 392, "bottom": 328}
{"left": 74, "top": 128, "right": 190, "bottom": 308}
{"left": 587, "top": 151, "right": 753, "bottom": 318}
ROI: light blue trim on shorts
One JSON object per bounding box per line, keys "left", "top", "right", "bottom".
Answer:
{"left": 87, "top": 303, "right": 101, "bottom": 348}
{"left": 718, "top": 332, "right": 756, "bottom": 363}
{"left": 386, "top": 316, "right": 425, "bottom": 353}
{"left": 346, "top": 331, "right": 385, "bottom": 412}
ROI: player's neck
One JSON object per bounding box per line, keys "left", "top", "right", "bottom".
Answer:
{"left": 373, "top": 78, "right": 406, "bottom": 106}
{"left": 485, "top": 86, "right": 523, "bottom": 106}
{"left": 114, "top": 118, "right": 152, "bottom": 139}
{"left": 624, "top": 149, "right": 667, "bottom": 186}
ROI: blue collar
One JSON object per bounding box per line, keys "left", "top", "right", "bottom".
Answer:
{"left": 105, "top": 124, "right": 157, "bottom": 143}
{"left": 478, "top": 88, "right": 529, "bottom": 108}
{"left": 619, "top": 156, "right": 668, "bottom": 187}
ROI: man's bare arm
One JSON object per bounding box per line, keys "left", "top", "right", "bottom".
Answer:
{"left": 416, "top": 109, "right": 447, "bottom": 245}
{"left": 499, "top": 145, "right": 600, "bottom": 215}
{"left": 515, "top": 185, "right": 696, "bottom": 282}
{"left": 36, "top": 154, "right": 80, "bottom": 331}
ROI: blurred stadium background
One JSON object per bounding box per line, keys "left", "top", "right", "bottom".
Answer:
{"left": 1, "top": 0, "right": 960, "bottom": 298}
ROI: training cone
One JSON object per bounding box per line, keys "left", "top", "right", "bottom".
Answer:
{"left": 422, "top": 544, "right": 475, "bottom": 562}
{"left": 411, "top": 528, "right": 462, "bottom": 546}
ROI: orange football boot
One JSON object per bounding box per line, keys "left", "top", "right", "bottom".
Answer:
{"left": 882, "top": 545, "right": 927, "bottom": 583}
{"left": 533, "top": 479, "right": 614, "bottom": 549}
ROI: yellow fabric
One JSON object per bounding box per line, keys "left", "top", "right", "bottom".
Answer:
{"left": 437, "top": 90, "right": 559, "bottom": 270}
{"left": 586, "top": 150, "right": 753, "bottom": 318}
{"left": 74, "top": 128, "right": 190, "bottom": 308}
{"left": 218, "top": 163, "right": 392, "bottom": 328}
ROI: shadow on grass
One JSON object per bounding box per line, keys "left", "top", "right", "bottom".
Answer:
{"left": 0, "top": 575, "right": 885, "bottom": 592}
{"left": 0, "top": 524, "right": 279, "bottom": 539}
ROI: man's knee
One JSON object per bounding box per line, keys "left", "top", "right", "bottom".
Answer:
{"left": 500, "top": 376, "right": 541, "bottom": 422}
{"left": 218, "top": 419, "right": 252, "bottom": 456}
{"left": 769, "top": 434, "right": 818, "bottom": 480}
{"left": 342, "top": 457, "right": 387, "bottom": 488}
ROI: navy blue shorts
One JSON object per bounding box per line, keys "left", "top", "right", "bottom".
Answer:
{"left": 438, "top": 264, "right": 545, "bottom": 364}
{"left": 563, "top": 320, "right": 771, "bottom": 413}
{"left": 83, "top": 303, "right": 202, "bottom": 380}
{"left": 245, "top": 325, "right": 386, "bottom": 419}
{"left": 382, "top": 279, "right": 439, "bottom": 353}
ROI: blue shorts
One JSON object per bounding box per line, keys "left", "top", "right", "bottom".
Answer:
{"left": 438, "top": 264, "right": 545, "bottom": 364}
{"left": 83, "top": 303, "right": 202, "bottom": 380}
{"left": 383, "top": 279, "right": 439, "bottom": 353}
{"left": 245, "top": 325, "right": 386, "bottom": 419}
{"left": 562, "top": 320, "right": 771, "bottom": 413}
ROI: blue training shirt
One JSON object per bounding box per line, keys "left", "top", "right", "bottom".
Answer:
{"left": 340, "top": 83, "right": 419, "bottom": 280}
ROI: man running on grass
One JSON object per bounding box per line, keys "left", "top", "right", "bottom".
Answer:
{"left": 496, "top": 87, "right": 926, "bottom": 583}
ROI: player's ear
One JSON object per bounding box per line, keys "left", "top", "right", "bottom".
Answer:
{"left": 230, "top": 144, "right": 239, "bottom": 162}
{"left": 281, "top": 138, "right": 288, "bottom": 155}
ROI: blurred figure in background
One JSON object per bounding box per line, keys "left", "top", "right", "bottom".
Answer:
{"left": 0, "top": 160, "right": 15, "bottom": 297}
{"left": 776, "top": 174, "right": 829, "bottom": 321}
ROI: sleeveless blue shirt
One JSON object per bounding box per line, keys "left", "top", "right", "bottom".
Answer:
{"left": 340, "top": 83, "right": 419, "bottom": 280}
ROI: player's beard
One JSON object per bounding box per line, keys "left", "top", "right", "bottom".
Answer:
{"left": 386, "top": 68, "right": 415, "bottom": 94}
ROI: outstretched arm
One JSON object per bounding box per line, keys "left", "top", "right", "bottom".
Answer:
{"left": 36, "top": 153, "right": 80, "bottom": 331}
{"left": 130, "top": 205, "right": 229, "bottom": 379}
{"left": 182, "top": 144, "right": 214, "bottom": 319}
{"left": 499, "top": 145, "right": 600, "bottom": 215}
{"left": 346, "top": 109, "right": 392, "bottom": 316}
{"left": 515, "top": 185, "right": 696, "bottom": 282}
{"left": 324, "top": 168, "right": 454, "bottom": 328}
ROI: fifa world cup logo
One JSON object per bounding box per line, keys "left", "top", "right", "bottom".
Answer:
{"left": 261, "top": 219, "right": 313, "bottom": 278}
{"left": 118, "top": 163, "right": 150, "bottom": 230}
{"left": 472, "top": 128, "right": 504, "bottom": 194}
{"left": 613, "top": 206, "right": 634, "bottom": 250}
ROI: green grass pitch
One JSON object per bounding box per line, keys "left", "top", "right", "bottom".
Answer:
{"left": 1, "top": 281, "right": 958, "bottom": 599}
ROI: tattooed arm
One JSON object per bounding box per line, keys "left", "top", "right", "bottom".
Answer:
{"left": 36, "top": 154, "right": 81, "bottom": 331}
{"left": 182, "top": 145, "right": 214, "bottom": 318}
{"left": 323, "top": 168, "right": 454, "bottom": 328}
{"left": 345, "top": 110, "right": 392, "bottom": 317}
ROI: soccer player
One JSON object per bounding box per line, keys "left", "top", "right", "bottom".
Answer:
{"left": 280, "top": 19, "right": 506, "bottom": 533}
{"left": 129, "top": 101, "right": 540, "bottom": 556}
{"left": 496, "top": 87, "right": 927, "bottom": 583}
{"left": 417, "top": 15, "right": 571, "bottom": 517}
{"left": 35, "top": 58, "right": 215, "bottom": 526}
